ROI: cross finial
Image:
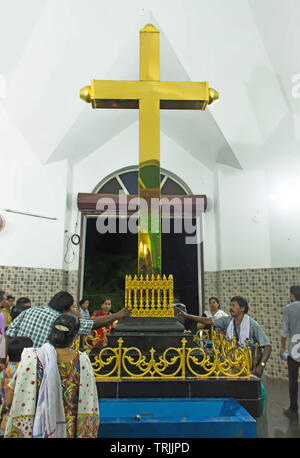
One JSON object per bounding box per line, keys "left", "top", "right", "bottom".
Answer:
{"left": 140, "top": 24, "right": 160, "bottom": 33}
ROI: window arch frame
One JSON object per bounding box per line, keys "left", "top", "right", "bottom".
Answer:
{"left": 92, "top": 165, "right": 193, "bottom": 195}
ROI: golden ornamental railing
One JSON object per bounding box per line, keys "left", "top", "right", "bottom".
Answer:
{"left": 86, "top": 329, "right": 252, "bottom": 380}
{"left": 80, "top": 329, "right": 108, "bottom": 351}
{"left": 124, "top": 274, "right": 174, "bottom": 317}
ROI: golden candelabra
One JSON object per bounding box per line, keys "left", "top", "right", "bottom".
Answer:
{"left": 124, "top": 274, "right": 174, "bottom": 317}
{"left": 84, "top": 328, "right": 252, "bottom": 380}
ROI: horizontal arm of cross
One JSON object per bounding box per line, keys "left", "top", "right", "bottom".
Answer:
{"left": 82, "top": 80, "right": 214, "bottom": 110}
{"left": 91, "top": 80, "right": 209, "bottom": 100}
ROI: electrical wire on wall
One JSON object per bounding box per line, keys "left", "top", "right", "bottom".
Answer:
{"left": 64, "top": 211, "right": 81, "bottom": 265}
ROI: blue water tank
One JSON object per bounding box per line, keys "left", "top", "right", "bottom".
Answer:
{"left": 98, "top": 397, "right": 256, "bottom": 438}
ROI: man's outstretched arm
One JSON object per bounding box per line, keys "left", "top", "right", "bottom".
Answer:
{"left": 174, "top": 307, "right": 213, "bottom": 326}
{"left": 90, "top": 307, "right": 131, "bottom": 330}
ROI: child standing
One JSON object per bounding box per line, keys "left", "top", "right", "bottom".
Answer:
{"left": 0, "top": 337, "right": 33, "bottom": 435}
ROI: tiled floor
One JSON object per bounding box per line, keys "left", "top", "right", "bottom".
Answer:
{"left": 256, "top": 376, "right": 300, "bottom": 438}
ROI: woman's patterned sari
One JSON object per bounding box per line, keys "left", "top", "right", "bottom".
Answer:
{"left": 4, "top": 347, "right": 99, "bottom": 438}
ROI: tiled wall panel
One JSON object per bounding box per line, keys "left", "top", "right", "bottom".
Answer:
{"left": 2, "top": 264, "right": 298, "bottom": 379}
{"left": 204, "top": 268, "right": 300, "bottom": 379}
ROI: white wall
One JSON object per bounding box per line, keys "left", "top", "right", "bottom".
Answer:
{"left": 68, "top": 121, "right": 218, "bottom": 272}
{"left": 215, "top": 113, "right": 300, "bottom": 271}
{"left": 216, "top": 165, "right": 271, "bottom": 270}
{"left": 2, "top": 100, "right": 300, "bottom": 273}
{"left": 264, "top": 114, "right": 300, "bottom": 268}
{"left": 0, "top": 105, "right": 69, "bottom": 269}
{"left": 0, "top": 103, "right": 218, "bottom": 273}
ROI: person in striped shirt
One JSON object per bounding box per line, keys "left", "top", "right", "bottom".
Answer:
{"left": 5, "top": 291, "right": 130, "bottom": 351}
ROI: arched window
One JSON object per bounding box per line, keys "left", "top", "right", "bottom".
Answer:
{"left": 93, "top": 166, "right": 191, "bottom": 195}
{"left": 78, "top": 167, "right": 204, "bottom": 317}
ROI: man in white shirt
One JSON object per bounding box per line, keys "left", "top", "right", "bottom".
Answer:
{"left": 281, "top": 285, "right": 300, "bottom": 419}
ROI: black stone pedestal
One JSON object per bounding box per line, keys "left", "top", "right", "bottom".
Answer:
{"left": 112, "top": 316, "right": 185, "bottom": 333}
{"left": 107, "top": 330, "right": 196, "bottom": 353}
{"left": 108, "top": 317, "right": 194, "bottom": 364}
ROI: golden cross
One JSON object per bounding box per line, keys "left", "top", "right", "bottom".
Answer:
{"left": 80, "top": 24, "right": 218, "bottom": 278}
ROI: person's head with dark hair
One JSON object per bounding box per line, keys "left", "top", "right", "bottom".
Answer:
{"left": 208, "top": 297, "right": 220, "bottom": 315}
{"left": 11, "top": 297, "right": 31, "bottom": 320}
{"left": 290, "top": 286, "right": 300, "bottom": 302}
{"left": 79, "top": 299, "right": 89, "bottom": 310}
{"left": 209, "top": 297, "right": 220, "bottom": 305}
{"left": 230, "top": 296, "right": 249, "bottom": 315}
{"left": 16, "top": 297, "right": 31, "bottom": 308}
{"left": 48, "top": 313, "right": 80, "bottom": 349}
{"left": 7, "top": 337, "right": 33, "bottom": 362}
{"left": 10, "top": 304, "right": 30, "bottom": 321}
{"left": 7, "top": 295, "right": 15, "bottom": 308}
{"left": 0, "top": 290, "right": 7, "bottom": 305}
{"left": 48, "top": 291, "right": 76, "bottom": 314}
{"left": 100, "top": 297, "right": 112, "bottom": 314}
{"left": 173, "top": 292, "right": 181, "bottom": 303}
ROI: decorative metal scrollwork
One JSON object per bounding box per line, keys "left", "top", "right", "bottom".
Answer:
{"left": 90, "top": 328, "right": 252, "bottom": 380}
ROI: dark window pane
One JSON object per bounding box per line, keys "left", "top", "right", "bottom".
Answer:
{"left": 161, "top": 178, "right": 187, "bottom": 195}
{"left": 119, "top": 171, "right": 138, "bottom": 195}
{"left": 98, "top": 178, "right": 122, "bottom": 194}
{"left": 119, "top": 171, "right": 168, "bottom": 194}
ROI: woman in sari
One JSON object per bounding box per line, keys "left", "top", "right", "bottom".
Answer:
{"left": 89, "top": 298, "right": 116, "bottom": 350}
{"left": 4, "top": 314, "right": 99, "bottom": 438}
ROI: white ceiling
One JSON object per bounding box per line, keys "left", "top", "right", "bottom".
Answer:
{"left": 1, "top": 0, "right": 297, "bottom": 171}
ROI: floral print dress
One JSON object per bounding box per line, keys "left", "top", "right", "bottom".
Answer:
{"left": 37, "top": 352, "right": 80, "bottom": 438}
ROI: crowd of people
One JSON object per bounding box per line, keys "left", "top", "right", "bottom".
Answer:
{"left": 0, "top": 290, "right": 130, "bottom": 438}
{"left": 0, "top": 286, "right": 300, "bottom": 438}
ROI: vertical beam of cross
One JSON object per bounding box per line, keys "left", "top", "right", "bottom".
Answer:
{"left": 138, "top": 25, "right": 161, "bottom": 278}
